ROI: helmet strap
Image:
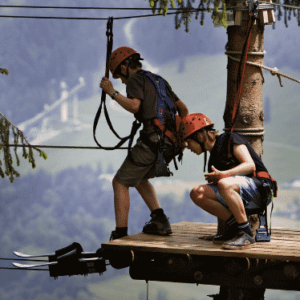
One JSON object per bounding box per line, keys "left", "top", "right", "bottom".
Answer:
{"left": 191, "top": 136, "right": 207, "bottom": 172}
{"left": 198, "top": 141, "right": 207, "bottom": 172}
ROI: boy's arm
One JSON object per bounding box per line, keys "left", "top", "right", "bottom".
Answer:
{"left": 205, "top": 144, "right": 255, "bottom": 184}
{"left": 175, "top": 99, "right": 189, "bottom": 118}
{"left": 100, "top": 77, "right": 141, "bottom": 114}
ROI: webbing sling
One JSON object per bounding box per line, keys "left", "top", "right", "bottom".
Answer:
{"left": 93, "top": 17, "right": 141, "bottom": 151}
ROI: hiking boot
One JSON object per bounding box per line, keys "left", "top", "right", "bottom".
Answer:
{"left": 222, "top": 231, "right": 255, "bottom": 250}
{"left": 110, "top": 230, "right": 128, "bottom": 241}
{"left": 142, "top": 213, "right": 172, "bottom": 236}
{"left": 213, "top": 226, "right": 239, "bottom": 244}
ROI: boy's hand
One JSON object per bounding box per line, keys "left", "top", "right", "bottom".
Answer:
{"left": 204, "top": 166, "right": 229, "bottom": 184}
{"left": 100, "top": 77, "right": 115, "bottom": 96}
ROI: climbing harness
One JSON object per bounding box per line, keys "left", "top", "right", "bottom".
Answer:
{"left": 129, "top": 70, "right": 183, "bottom": 177}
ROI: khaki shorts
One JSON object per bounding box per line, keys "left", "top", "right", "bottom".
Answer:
{"left": 115, "top": 138, "right": 158, "bottom": 187}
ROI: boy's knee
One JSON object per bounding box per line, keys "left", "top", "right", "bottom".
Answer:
{"left": 112, "top": 176, "right": 125, "bottom": 189}
{"left": 217, "top": 178, "right": 231, "bottom": 192}
{"left": 190, "top": 186, "right": 204, "bottom": 202}
{"left": 112, "top": 176, "right": 118, "bottom": 187}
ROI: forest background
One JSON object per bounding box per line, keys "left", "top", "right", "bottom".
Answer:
{"left": 0, "top": 0, "right": 300, "bottom": 299}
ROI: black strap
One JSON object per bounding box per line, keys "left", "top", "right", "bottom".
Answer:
{"left": 93, "top": 17, "right": 139, "bottom": 151}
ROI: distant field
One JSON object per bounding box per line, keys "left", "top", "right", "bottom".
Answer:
{"left": 89, "top": 272, "right": 300, "bottom": 300}
{"left": 89, "top": 274, "right": 219, "bottom": 300}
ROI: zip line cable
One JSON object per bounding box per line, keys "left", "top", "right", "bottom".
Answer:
{"left": 0, "top": 257, "right": 49, "bottom": 272}
{"left": 6, "top": 268, "right": 46, "bottom": 271}
{"left": 1, "top": 2, "right": 299, "bottom": 10}
{"left": 3, "top": 144, "right": 129, "bottom": 150}
{"left": 0, "top": 257, "right": 49, "bottom": 263}
{"left": 0, "top": 12, "right": 181, "bottom": 21}
{"left": 0, "top": 5, "right": 179, "bottom": 10}
{"left": 0, "top": 2, "right": 298, "bottom": 21}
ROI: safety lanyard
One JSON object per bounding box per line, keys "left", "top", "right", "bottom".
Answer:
{"left": 93, "top": 17, "right": 139, "bottom": 150}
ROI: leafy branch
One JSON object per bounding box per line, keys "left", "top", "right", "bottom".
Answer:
{"left": 147, "top": 0, "right": 300, "bottom": 30}
{"left": 0, "top": 112, "right": 47, "bottom": 183}
{"left": 0, "top": 67, "right": 9, "bottom": 76}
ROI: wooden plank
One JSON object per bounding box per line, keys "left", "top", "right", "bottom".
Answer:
{"left": 259, "top": 10, "right": 269, "bottom": 25}
{"left": 267, "top": 0, "right": 276, "bottom": 24}
{"left": 102, "top": 222, "right": 300, "bottom": 262}
{"left": 234, "top": 2, "right": 244, "bottom": 26}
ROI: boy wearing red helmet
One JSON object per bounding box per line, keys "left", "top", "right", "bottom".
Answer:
{"left": 100, "top": 47, "right": 188, "bottom": 240}
{"left": 181, "top": 113, "right": 276, "bottom": 250}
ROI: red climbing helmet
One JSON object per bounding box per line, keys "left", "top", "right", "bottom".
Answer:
{"left": 109, "top": 46, "right": 141, "bottom": 78}
{"left": 180, "top": 113, "right": 214, "bottom": 140}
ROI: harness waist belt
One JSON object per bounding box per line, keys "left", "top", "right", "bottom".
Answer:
{"left": 255, "top": 171, "right": 274, "bottom": 181}
{"left": 254, "top": 171, "right": 278, "bottom": 197}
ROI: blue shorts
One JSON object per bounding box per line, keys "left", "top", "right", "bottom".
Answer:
{"left": 208, "top": 176, "right": 261, "bottom": 210}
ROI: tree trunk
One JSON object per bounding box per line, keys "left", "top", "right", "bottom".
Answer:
{"left": 223, "top": 20, "right": 265, "bottom": 156}
{"left": 216, "top": 17, "right": 266, "bottom": 300}
{"left": 217, "top": 18, "right": 265, "bottom": 237}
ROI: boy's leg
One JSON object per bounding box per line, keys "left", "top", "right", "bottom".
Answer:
{"left": 216, "top": 177, "right": 248, "bottom": 224}
{"left": 110, "top": 139, "right": 157, "bottom": 239}
{"left": 137, "top": 180, "right": 172, "bottom": 235}
{"left": 112, "top": 176, "right": 130, "bottom": 228}
{"left": 216, "top": 177, "right": 256, "bottom": 249}
{"left": 190, "top": 184, "right": 241, "bottom": 242}
{"left": 190, "top": 184, "right": 232, "bottom": 221}
{"left": 136, "top": 180, "right": 161, "bottom": 212}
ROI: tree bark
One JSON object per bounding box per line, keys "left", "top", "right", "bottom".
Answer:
{"left": 223, "top": 20, "right": 265, "bottom": 157}
{"left": 216, "top": 17, "right": 266, "bottom": 300}
{"left": 217, "top": 18, "right": 265, "bottom": 237}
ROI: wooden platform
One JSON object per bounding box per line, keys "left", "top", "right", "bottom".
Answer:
{"left": 102, "top": 222, "right": 300, "bottom": 262}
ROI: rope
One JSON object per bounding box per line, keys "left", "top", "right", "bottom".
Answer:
{"left": 225, "top": 50, "right": 266, "bottom": 56}
{"left": 224, "top": 127, "right": 265, "bottom": 136}
{"left": 226, "top": 54, "right": 300, "bottom": 87}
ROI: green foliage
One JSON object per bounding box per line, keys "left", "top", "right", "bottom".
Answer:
{"left": 149, "top": 0, "right": 183, "bottom": 16}
{"left": 148, "top": 0, "right": 300, "bottom": 30}
{"left": 0, "top": 113, "right": 47, "bottom": 183}
{"left": 149, "top": 0, "right": 228, "bottom": 30}
{"left": 0, "top": 68, "right": 9, "bottom": 75}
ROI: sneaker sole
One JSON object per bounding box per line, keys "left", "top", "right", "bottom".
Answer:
{"left": 222, "top": 242, "right": 255, "bottom": 250}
